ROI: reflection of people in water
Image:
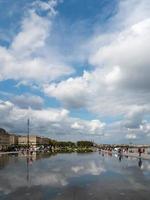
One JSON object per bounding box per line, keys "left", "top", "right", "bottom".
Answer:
{"left": 118, "top": 154, "right": 122, "bottom": 162}
{"left": 99, "top": 149, "right": 101, "bottom": 154}
{"left": 138, "top": 158, "right": 142, "bottom": 168}
{"left": 117, "top": 148, "right": 122, "bottom": 162}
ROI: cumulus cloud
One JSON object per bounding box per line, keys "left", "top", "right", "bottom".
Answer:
{"left": 126, "top": 133, "right": 137, "bottom": 140}
{"left": 90, "top": 18, "right": 150, "bottom": 92}
{"left": 1, "top": 0, "right": 150, "bottom": 143}
{"left": 43, "top": 71, "right": 92, "bottom": 108}
{"left": 41, "top": 0, "right": 150, "bottom": 143}
{"left": 33, "top": 0, "right": 60, "bottom": 16}
{"left": 11, "top": 11, "right": 49, "bottom": 54}
{"left": 0, "top": 0, "right": 73, "bottom": 83}
{"left": 0, "top": 100, "right": 105, "bottom": 138}
{"left": 11, "top": 94, "right": 44, "bottom": 110}
{"left": 71, "top": 122, "right": 84, "bottom": 130}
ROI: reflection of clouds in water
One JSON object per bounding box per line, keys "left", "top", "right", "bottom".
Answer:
{"left": 72, "top": 166, "right": 84, "bottom": 173}
{"left": 33, "top": 173, "right": 68, "bottom": 186}
{"left": 0, "top": 156, "right": 105, "bottom": 195}
{"left": 0, "top": 171, "right": 68, "bottom": 195}
{"left": 0, "top": 162, "right": 68, "bottom": 195}
{"left": 0, "top": 185, "right": 11, "bottom": 195}
{"left": 122, "top": 166, "right": 147, "bottom": 190}
{"left": 0, "top": 153, "right": 150, "bottom": 197}
{"left": 141, "top": 161, "right": 150, "bottom": 171}
{"left": 72, "top": 161, "right": 105, "bottom": 176}
{"left": 104, "top": 156, "right": 150, "bottom": 189}
{"left": 0, "top": 171, "right": 27, "bottom": 195}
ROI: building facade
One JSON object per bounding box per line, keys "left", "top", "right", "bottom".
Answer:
{"left": 40, "top": 137, "right": 50, "bottom": 145}
{"left": 0, "top": 128, "right": 51, "bottom": 150}
{"left": 18, "top": 136, "right": 28, "bottom": 146}
{"left": 9, "top": 134, "right": 18, "bottom": 145}
{"left": 0, "top": 128, "right": 10, "bottom": 150}
{"left": 18, "top": 135, "right": 50, "bottom": 146}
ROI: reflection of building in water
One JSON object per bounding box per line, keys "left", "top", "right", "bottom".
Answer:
{"left": 0, "top": 152, "right": 55, "bottom": 171}
{"left": 0, "top": 128, "right": 10, "bottom": 150}
{"left": 19, "top": 151, "right": 55, "bottom": 161}
{"left": 0, "top": 154, "right": 10, "bottom": 169}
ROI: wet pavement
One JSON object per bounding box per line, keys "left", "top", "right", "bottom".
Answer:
{"left": 0, "top": 152, "right": 150, "bottom": 200}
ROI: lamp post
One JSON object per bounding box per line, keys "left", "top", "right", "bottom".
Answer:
{"left": 27, "top": 118, "right": 30, "bottom": 152}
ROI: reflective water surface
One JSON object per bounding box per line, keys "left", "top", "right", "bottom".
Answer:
{"left": 0, "top": 152, "right": 150, "bottom": 200}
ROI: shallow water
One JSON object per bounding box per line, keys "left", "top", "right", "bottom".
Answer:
{"left": 0, "top": 152, "right": 150, "bottom": 200}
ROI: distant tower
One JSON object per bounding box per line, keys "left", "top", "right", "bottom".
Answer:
{"left": 27, "top": 118, "right": 30, "bottom": 150}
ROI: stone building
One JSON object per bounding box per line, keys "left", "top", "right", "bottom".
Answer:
{"left": 28, "top": 136, "right": 41, "bottom": 146}
{"left": 0, "top": 128, "right": 51, "bottom": 150}
{"left": 0, "top": 128, "right": 10, "bottom": 150}
{"left": 18, "top": 135, "right": 50, "bottom": 147}
{"left": 40, "top": 137, "right": 50, "bottom": 145}
{"left": 18, "top": 136, "right": 27, "bottom": 146}
{"left": 9, "top": 134, "right": 18, "bottom": 145}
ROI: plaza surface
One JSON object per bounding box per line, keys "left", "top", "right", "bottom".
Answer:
{"left": 0, "top": 152, "right": 150, "bottom": 200}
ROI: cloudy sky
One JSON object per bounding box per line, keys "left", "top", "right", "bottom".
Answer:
{"left": 0, "top": 0, "right": 150, "bottom": 144}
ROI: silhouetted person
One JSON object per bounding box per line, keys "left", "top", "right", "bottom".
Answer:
{"left": 138, "top": 158, "right": 142, "bottom": 168}
{"left": 138, "top": 148, "right": 142, "bottom": 157}
{"left": 143, "top": 148, "right": 145, "bottom": 154}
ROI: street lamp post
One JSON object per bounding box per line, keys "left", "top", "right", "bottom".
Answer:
{"left": 27, "top": 118, "right": 30, "bottom": 152}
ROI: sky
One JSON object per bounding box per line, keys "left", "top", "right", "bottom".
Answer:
{"left": 0, "top": 0, "right": 150, "bottom": 144}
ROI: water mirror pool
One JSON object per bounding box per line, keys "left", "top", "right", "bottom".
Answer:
{"left": 0, "top": 152, "right": 150, "bottom": 200}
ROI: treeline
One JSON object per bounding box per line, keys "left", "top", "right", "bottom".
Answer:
{"left": 5, "top": 140, "right": 94, "bottom": 153}
{"left": 49, "top": 140, "right": 93, "bottom": 148}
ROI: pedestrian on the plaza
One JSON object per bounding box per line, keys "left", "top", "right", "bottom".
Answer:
{"left": 138, "top": 148, "right": 142, "bottom": 157}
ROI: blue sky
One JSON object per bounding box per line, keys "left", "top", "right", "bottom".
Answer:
{"left": 0, "top": 0, "right": 150, "bottom": 144}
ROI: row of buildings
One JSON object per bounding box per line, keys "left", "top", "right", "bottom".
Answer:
{"left": 0, "top": 128, "right": 51, "bottom": 151}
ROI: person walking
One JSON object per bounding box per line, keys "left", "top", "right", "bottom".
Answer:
{"left": 138, "top": 148, "right": 142, "bottom": 157}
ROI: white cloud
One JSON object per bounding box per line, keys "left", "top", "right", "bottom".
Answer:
{"left": 33, "top": 0, "right": 60, "bottom": 16}
{"left": 105, "top": 66, "right": 121, "bottom": 88}
{"left": 44, "top": 71, "right": 92, "bottom": 108}
{"left": 11, "top": 94, "right": 44, "bottom": 109}
{"left": 71, "top": 122, "right": 84, "bottom": 130}
{"left": 89, "top": 120, "right": 105, "bottom": 134}
{"left": 1, "top": 0, "right": 150, "bottom": 143}
{"left": 11, "top": 11, "right": 49, "bottom": 55}
{"left": 90, "top": 18, "right": 150, "bottom": 91}
{"left": 126, "top": 133, "right": 137, "bottom": 140}
{"left": 0, "top": 0, "right": 73, "bottom": 83}
{"left": 43, "top": 0, "right": 150, "bottom": 116}
{"left": 0, "top": 99, "right": 105, "bottom": 137}
{"left": 41, "top": 0, "right": 150, "bottom": 143}
{"left": 71, "top": 119, "right": 105, "bottom": 135}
